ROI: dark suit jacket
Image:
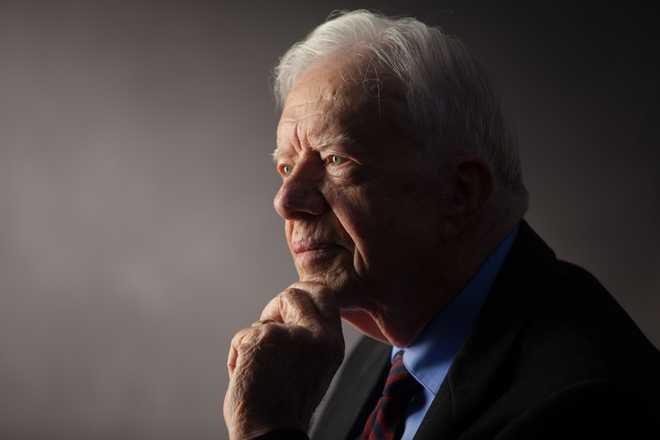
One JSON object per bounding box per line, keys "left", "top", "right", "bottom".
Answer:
{"left": 258, "top": 221, "right": 659, "bottom": 439}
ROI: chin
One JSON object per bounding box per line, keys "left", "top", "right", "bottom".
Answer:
{"left": 300, "top": 267, "right": 363, "bottom": 301}
{"left": 331, "top": 275, "right": 373, "bottom": 309}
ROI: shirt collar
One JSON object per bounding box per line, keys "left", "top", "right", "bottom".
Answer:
{"left": 391, "top": 223, "right": 519, "bottom": 395}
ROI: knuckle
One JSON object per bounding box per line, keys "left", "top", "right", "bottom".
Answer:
{"left": 232, "top": 323, "right": 288, "bottom": 353}
{"left": 292, "top": 281, "right": 328, "bottom": 299}
{"left": 230, "top": 327, "right": 257, "bottom": 351}
{"left": 278, "top": 288, "right": 306, "bottom": 317}
{"left": 229, "top": 329, "right": 245, "bottom": 347}
{"left": 281, "top": 287, "right": 305, "bottom": 302}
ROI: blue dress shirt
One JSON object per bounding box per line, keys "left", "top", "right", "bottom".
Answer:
{"left": 392, "top": 224, "right": 519, "bottom": 440}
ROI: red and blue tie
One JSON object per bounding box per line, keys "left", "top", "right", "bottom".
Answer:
{"left": 360, "top": 351, "right": 421, "bottom": 440}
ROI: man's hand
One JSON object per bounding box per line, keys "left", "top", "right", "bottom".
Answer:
{"left": 223, "top": 281, "right": 345, "bottom": 440}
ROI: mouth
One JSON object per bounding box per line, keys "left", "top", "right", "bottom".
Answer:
{"left": 292, "top": 242, "right": 344, "bottom": 267}
{"left": 292, "top": 240, "right": 343, "bottom": 254}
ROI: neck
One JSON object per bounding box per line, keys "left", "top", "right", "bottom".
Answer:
{"left": 342, "top": 214, "right": 521, "bottom": 348}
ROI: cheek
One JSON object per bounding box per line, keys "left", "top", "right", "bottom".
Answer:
{"left": 326, "top": 185, "right": 370, "bottom": 230}
{"left": 322, "top": 174, "right": 441, "bottom": 267}
{"left": 364, "top": 176, "right": 443, "bottom": 244}
{"left": 333, "top": 188, "right": 385, "bottom": 270}
{"left": 323, "top": 185, "right": 371, "bottom": 249}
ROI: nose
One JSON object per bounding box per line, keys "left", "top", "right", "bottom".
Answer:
{"left": 273, "top": 156, "right": 327, "bottom": 220}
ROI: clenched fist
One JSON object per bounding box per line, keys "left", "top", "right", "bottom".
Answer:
{"left": 223, "top": 281, "right": 345, "bottom": 440}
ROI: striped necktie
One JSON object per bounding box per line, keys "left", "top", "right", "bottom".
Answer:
{"left": 360, "top": 351, "right": 422, "bottom": 440}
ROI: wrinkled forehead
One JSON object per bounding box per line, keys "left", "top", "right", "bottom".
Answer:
{"left": 279, "top": 60, "right": 369, "bottom": 125}
{"left": 276, "top": 57, "right": 413, "bottom": 150}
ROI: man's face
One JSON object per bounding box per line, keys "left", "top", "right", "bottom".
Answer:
{"left": 273, "top": 59, "right": 450, "bottom": 310}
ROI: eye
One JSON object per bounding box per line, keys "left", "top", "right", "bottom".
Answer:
{"left": 278, "top": 163, "right": 293, "bottom": 177}
{"left": 326, "top": 154, "right": 346, "bottom": 166}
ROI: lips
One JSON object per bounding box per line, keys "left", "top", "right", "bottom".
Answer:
{"left": 291, "top": 240, "right": 342, "bottom": 254}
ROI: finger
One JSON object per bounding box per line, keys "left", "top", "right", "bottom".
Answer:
{"left": 259, "top": 294, "right": 286, "bottom": 323}
{"left": 228, "top": 322, "right": 290, "bottom": 378}
{"left": 281, "top": 284, "right": 345, "bottom": 362}
{"left": 260, "top": 288, "right": 324, "bottom": 333}
{"left": 250, "top": 319, "right": 278, "bottom": 327}
{"left": 289, "top": 281, "right": 341, "bottom": 324}
{"left": 227, "top": 345, "right": 237, "bottom": 378}
{"left": 227, "top": 327, "right": 258, "bottom": 377}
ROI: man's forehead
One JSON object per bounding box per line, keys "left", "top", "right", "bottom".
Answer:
{"left": 279, "top": 100, "right": 334, "bottom": 124}
{"left": 274, "top": 103, "right": 354, "bottom": 158}
{"left": 281, "top": 76, "right": 351, "bottom": 120}
{"left": 276, "top": 101, "right": 339, "bottom": 149}
{"left": 274, "top": 57, "right": 413, "bottom": 159}
{"left": 276, "top": 69, "right": 354, "bottom": 153}
{"left": 282, "top": 53, "right": 376, "bottom": 112}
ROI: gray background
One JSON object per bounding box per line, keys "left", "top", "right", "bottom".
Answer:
{"left": 0, "top": 1, "right": 657, "bottom": 439}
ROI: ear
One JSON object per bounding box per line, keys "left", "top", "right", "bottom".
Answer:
{"left": 450, "top": 156, "right": 494, "bottom": 223}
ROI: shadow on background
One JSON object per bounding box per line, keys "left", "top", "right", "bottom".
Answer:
{"left": 0, "top": 2, "right": 657, "bottom": 439}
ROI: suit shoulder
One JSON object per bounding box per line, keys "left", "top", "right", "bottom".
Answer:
{"left": 527, "top": 258, "right": 650, "bottom": 342}
{"left": 494, "top": 378, "right": 660, "bottom": 439}
{"left": 510, "top": 257, "right": 659, "bottom": 399}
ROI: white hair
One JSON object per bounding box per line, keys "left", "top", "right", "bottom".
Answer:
{"left": 273, "top": 9, "right": 528, "bottom": 199}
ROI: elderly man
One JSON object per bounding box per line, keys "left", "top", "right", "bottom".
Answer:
{"left": 223, "top": 10, "right": 659, "bottom": 440}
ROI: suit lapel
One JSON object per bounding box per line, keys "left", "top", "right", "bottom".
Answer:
{"left": 311, "top": 336, "right": 390, "bottom": 440}
{"left": 414, "top": 220, "right": 556, "bottom": 440}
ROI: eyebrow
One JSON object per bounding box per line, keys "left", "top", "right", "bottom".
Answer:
{"left": 271, "top": 132, "right": 356, "bottom": 163}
